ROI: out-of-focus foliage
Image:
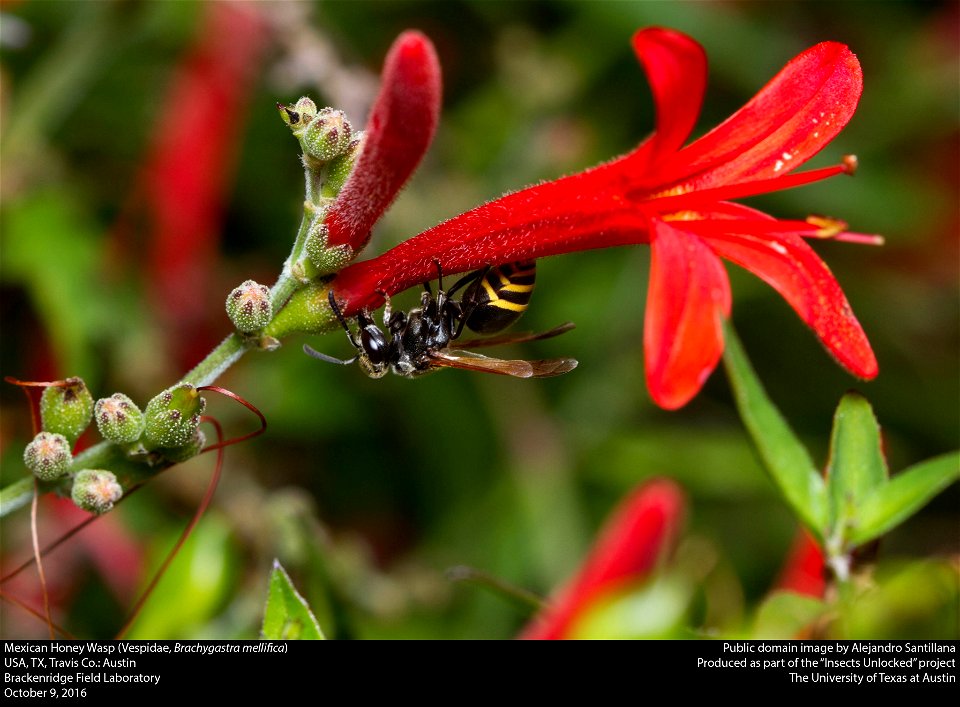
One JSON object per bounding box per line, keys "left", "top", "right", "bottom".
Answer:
{"left": 1, "top": 0, "right": 956, "bottom": 639}
{"left": 261, "top": 560, "right": 325, "bottom": 640}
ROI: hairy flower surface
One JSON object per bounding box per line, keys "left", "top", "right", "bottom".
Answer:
{"left": 330, "top": 27, "right": 878, "bottom": 408}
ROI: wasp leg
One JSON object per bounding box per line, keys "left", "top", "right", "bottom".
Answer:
{"left": 375, "top": 289, "right": 393, "bottom": 328}
{"left": 433, "top": 258, "right": 444, "bottom": 292}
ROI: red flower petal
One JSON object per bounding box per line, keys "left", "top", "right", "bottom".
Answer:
{"left": 332, "top": 179, "right": 648, "bottom": 315}
{"left": 775, "top": 529, "right": 826, "bottom": 598}
{"left": 698, "top": 205, "right": 878, "bottom": 379}
{"left": 325, "top": 31, "right": 442, "bottom": 252}
{"left": 520, "top": 479, "right": 685, "bottom": 640}
{"left": 644, "top": 219, "right": 732, "bottom": 410}
{"left": 626, "top": 28, "right": 706, "bottom": 170}
{"left": 658, "top": 42, "right": 862, "bottom": 189}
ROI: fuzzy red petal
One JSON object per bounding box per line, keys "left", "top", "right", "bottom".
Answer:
{"left": 520, "top": 479, "right": 685, "bottom": 640}
{"left": 332, "top": 173, "right": 649, "bottom": 314}
{"left": 657, "top": 42, "right": 862, "bottom": 189}
{"left": 325, "top": 31, "right": 442, "bottom": 252}
{"left": 626, "top": 28, "right": 706, "bottom": 170}
{"left": 644, "top": 219, "right": 732, "bottom": 410}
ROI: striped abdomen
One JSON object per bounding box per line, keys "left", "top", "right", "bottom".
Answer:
{"left": 463, "top": 260, "right": 536, "bottom": 334}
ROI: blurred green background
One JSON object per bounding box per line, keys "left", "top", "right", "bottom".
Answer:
{"left": 1, "top": 0, "right": 957, "bottom": 639}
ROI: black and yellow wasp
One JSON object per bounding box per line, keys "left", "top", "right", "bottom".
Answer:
{"left": 305, "top": 260, "right": 577, "bottom": 379}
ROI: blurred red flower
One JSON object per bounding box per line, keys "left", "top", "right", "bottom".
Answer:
{"left": 143, "top": 2, "right": 267, "bottom": 368}
{"left": 775, "top": 529, "right": 826, "bottom": 598}
{"left": 332, "top": 27, "right": 878, "bottom": 408}
{"left": 520, "top": 478, "right": 685, "bottom": 640}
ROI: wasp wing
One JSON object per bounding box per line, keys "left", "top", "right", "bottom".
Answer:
{"left": 428, "top": 349, "right": 577, "bottom": 378}
{"left": 455, "top": 322, "right": 575, "bottom": 350}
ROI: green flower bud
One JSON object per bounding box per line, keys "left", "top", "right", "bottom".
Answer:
{"left": 322, "top": 133, "right": 364, "bottom": 198}
{"left": 143, "top": 384, "right": 206, "bottom": 450}
{"left": 23, "top": 432, "right": 72, "bottom": 481}
{"left": 226, "top": 280, "right": 273, "bottom": 333}
{"left": 304, "top": 221, "right": 352, "bottom": 276}
{"left": 277, "top": 97, "right": 317, "bottom": 132}
{"left": 40, "top": 378, "right": 94, "bottom": 442}
{"left": 94, "top": 393, "right": 145, "bottom": 444}
{"left": 160, "top": 429, "right": 207, "bottom": 463}
{"left": 71, "top": 469, "right": 122, "bottom": 515}
{"left": 301, "top": 108, "right": 352, "bottom": 163}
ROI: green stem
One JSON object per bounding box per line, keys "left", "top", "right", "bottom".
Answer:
{"left": 1, "top": 102, "right": 354, "bottom": 519}
{"left": 179, "top": 333, "right": 248, "bottom": 387}
{"left": 0, "top": 478, "right": 34, "bottom": 517}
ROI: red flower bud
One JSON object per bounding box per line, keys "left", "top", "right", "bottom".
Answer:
{"left": 324, "top": 31, "right": 442, "bottom": 253}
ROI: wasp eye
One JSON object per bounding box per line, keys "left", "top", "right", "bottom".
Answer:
{"left": 360, "top": 328, "right": 388, "bottom": 364}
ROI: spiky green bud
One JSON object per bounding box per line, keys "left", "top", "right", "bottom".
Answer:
{"left": 94, "top": 393, "right": 145, "bottom": 444}
{"left": 303, "top": 221, "right": 353, "bottom": 276}
{"left": 143, "top": 384, "right": 206, "bottom": 450}
{"left": 301, "top": 108, "right": 352, "bottom": 163}
{"left": 160, "top": 429, "right": 207, "bottom": 463}
{"left": 226, "top": 280, "right": 273, "bottom": 333}
{"left": 23, "top": 432, "right": 72, "bottom": 481}
{"left": 277, "top": 97, "right": 317, "bottom": 133}
{"left": 40, "top": 378, "right": 94, "bottom": 442}
{"left": 71, "top": 469, "right": 122, "bottom": 515}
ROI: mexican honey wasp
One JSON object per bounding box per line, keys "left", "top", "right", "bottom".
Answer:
{"left": 304, "top": 261, "right": 577, "bottom": 379}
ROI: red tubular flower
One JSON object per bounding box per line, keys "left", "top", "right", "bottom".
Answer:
{"left": 774, "top": 529, "right": 826, "bottom": 598}
{"left": 519, "top": 479, "right": 685, "bottom": 640}
{"left": 324, "top": 31, "right": 442, "bottom": 253}
{"left": 144, "top": 3, "right": 267, "bottom": 368}
{"left": 330, "top": 27, "right": 879, "bottom": 409}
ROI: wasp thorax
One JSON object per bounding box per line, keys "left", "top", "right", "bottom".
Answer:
{"left": 40, "top": 377, "right": 94, "bottom": 443}
{"left": 226, "top": 280, "right": 273, "bottom": 333}
{"left": 71, "top": 469, "right": 123, "bottom": 515}
{"left": 143, "top": 383, "right": 206, "bottom": 450}
{"left": 95, "top": 393, "right": 145, "bottom": 444}
{"left": 23, "top": 432, "right": 72, "bottom": 481}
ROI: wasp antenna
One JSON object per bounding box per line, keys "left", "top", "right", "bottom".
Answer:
{"left": 303, "top": 344, "right": 357, "bottom": 366}
{"left": 432, "top": 258, "right": 444, "bottom": 291}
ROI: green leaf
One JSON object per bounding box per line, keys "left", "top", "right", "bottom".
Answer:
{"left": 127, "top": 514, "right": 236, "bottom": 639}
{"left": 2, "top": 190, "right": 111, "bottom": 382}
{"left": 567, "top": 576, "right": 691, "bottom": 640}
{"left": 825, "top": 392, "right": 888, "bottom": 540}
{"left": 849, "top": 452, "right": 960, "bottom": 546}
{"left": 752, "top": 592, "right": 827, "bottom": 640}
{"left": 721, "top": 322, "right": 828, "bottom": 538}
{"left": 261, "top": 560, "right": 325, "bottom": 640}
